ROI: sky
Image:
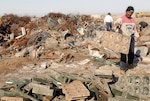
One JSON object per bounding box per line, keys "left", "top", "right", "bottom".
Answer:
{"left": 0, "top": 0, "right": 149, "bottom": 17}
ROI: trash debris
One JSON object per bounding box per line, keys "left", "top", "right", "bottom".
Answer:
{"left": 0, "top": 12, "right": 150, "bottom": 101}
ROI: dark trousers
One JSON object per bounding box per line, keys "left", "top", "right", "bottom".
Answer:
{"left": 120, "top": 34, "right": 135, "bottom": 71}
{"left": 106, "top": 22, "right": 112, "bottom": 31}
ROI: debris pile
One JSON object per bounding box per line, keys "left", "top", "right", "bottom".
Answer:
{"left": 0, "top": 13, "right": 150, "bottom": 101}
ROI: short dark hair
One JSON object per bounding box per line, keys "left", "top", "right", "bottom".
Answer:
{"left": 126, "top": 6, "right": 134, "bottom": 12}
{"left": 108, "top": 12, "right": 111, "bottom": 15}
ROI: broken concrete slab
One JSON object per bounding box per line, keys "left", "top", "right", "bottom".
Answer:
{"left": 62, "top": 80, "right": 90, "bottom": 101}
{"left": 101, "top": 31, "right": 131, "bottom": 54}
{"left": 134, "top": 46, "right": 148, "bottom": 57}
{"left": 32, "top": 84, "right": 53, "bottom": 96}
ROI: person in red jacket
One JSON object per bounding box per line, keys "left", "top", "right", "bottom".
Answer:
{"left": 114, "top": 6, "right": 140, "bottom": 74}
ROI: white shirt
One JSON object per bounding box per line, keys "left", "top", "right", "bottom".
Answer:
{"left": 104, "top": 15, "right": 113, "bottom": 23}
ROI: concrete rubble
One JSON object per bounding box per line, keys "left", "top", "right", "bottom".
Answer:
{"left": 0, "top": 13, "right": 150, "bottom": 101}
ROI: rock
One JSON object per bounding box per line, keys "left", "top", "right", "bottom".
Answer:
{"left": 134, "top": 46, "right": 148, "bottom": 57}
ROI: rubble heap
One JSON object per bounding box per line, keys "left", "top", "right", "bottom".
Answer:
{"left": 0, "top": 13, "right": 150, "bottom": 101}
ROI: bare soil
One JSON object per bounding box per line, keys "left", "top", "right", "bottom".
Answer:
{"left": 0, "top": 57, "right": 34, "bottom": 74}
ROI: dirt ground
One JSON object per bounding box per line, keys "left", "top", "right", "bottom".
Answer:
{"left": 0, "top": 57, "right": 35, "bottom": 74}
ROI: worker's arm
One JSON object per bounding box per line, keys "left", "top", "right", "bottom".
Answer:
{"left": 114, "top": 18, "right": 122, "bottom": 29}
{"left": 114, "top": 18, "right": 122, "bottom": 33}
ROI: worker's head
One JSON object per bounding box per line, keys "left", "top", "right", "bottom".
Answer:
{"left": 126, "top": 6, "right": 134, "bottom": 18}
{"left": 108, "top": 12, "right": 111, "bottom": 15}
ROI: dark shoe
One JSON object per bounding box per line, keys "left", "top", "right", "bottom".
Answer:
{"left": 120, "top": 61, "right": 128, "bottom": 71}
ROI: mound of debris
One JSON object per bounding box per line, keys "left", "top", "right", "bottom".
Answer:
{"left": 0, "top": 13, "right": 150, "bottom": 101}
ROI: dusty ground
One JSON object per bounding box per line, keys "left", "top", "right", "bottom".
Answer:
{"left": 0, "top": 57, "right": 34, "bottom": 74}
